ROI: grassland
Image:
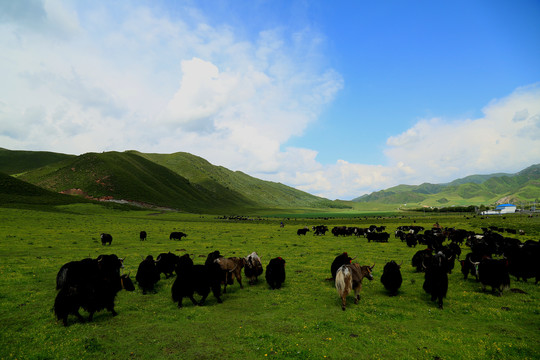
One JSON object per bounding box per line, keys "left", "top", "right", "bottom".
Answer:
{"left": 0, "top": 205, "right": 539, "bottom": 359}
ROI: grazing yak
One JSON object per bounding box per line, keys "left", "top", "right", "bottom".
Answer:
{"left": 54, "top": 254, "right": 134, "bottom": 326}
{"left": 244, "top": 252, "right": 263, "bottom": 285}
{"left": 505, "top": 242, "right": 539, "bottom": 283}
{"left": 423, "top": 251, "right": 449, "bottom": 309}
{"left": 136, "top": 255, "right": 160, "bottom": 294}
{"left": 139, "top": 231, "right": 147, "bottom": 241}
{"left": 330, "top": 252, "right": 354, "bottom": 281}
{"left": 412, "top": 248, "right": 433, "bottom": 272}
{"left": 215, "top": 257, "right": 246, "bottom": 293}
{"left": 460, "top": 252, "right": 482, "bottom": 280}
{"left": 312, "top": 225, "right": 329, "bottom": 236}
{"left": 156, "top": 252, "right": 180, "bottom": 279}
{"left": 297, "top": 228, "right": 309, "bottom": 235}
{"left": 367, "top": 232, "right": 390, "bottom": 243}
{"left": 380, "top": 260, "right": 403, "bottom": 296}
{"left": 265, "top": 257, "right": 286, "bottom": 289}
{"left": 335, "top": 263, "right": 374, "bottom": 310}
{"left": 171, "top": 253, "right": 223, "bottom": 307}
{"left": 169, "top": 232, "right": 187, "bottom": 241}
{"left": 472, "top": 258, "right": 511, "bottom": 296}
{"left": 100, "top": 233, "right": 112, "bottom": 246}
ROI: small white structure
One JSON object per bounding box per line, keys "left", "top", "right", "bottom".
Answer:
{"left": 481, "top": 203, "right": 517, "bottom": 215}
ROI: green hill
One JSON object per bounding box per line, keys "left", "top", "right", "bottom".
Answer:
{"left": 12, "top": 150, "right": 339, "bottom": 213}
{"left": 353, "top": 164, "right": 540, "bottom": 206}
{"left": 0, "top": 172, "right": 89, "bottom": 206}
{"left": 0, "top": 148, "right": 75, "bottom": 174}
{"left": 16, "top": 151, "right": 247, "bottom": 213}
{"left": 4, "top": 146, "right": 538, "bottom": 211}
{"left": 133, "top": 151, "right": 333, "bottom": 209}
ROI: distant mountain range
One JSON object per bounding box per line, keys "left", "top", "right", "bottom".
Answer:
{"left": 353, "top": 164, "right": 540, "bottom": 206}
{"left": 1, "top": 148, "right": 538, "bottom": 212}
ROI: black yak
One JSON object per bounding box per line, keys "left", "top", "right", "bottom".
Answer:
{"left": 423, "top": 251, "right": 449, "bottom": 309}
{"left": 330, "top": 252, "right": 353, "bottom": 281}
{"left": 156, "top": 252, "right": 180, "bottom": 279}
{"left": 169, "top": 232, "right": 187, "bottom": 240}
{"left": 171, "top": 253, "right": 223, "bottom": 307}
{"left": 473, "top": 258, "right": 511, "bottom": 296}
{"left": 380, "top": 260, "right": 402, "bottom": 296}
{"left": 53, "top": 254, "right": 134, "bottom": 326}
{"left": 136, "top": 255, "right": 160, "bottom": 294}
{"left": 100, "top": 233, "right": 112, "bottom": 246}
{"left": 265, "top": 257, "right": 286, "bottom": 289}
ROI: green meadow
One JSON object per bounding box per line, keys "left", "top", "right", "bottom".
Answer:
{"left": 0, "top": 204, "right": 539, "bottom": 359}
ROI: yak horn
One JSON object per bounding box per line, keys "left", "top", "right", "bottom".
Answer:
{"left": 399, "top": 260, "right": 403, "bottom": 267}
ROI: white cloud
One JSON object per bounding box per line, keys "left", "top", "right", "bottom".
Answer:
{"left": 1, "top": 2, "right": 538, "bottom": 201}
{"left": 0, "top": 2, "right": 342, "bottom": 158}
{"left": 383, "top": 84, "right": 540, "bottom": 184}
{"left": 257, "top": 84, "right": 540, "bottom": 200}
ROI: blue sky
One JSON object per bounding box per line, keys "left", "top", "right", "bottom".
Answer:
{"left": 1, "top": 0, "right": 539, "bottom": 199}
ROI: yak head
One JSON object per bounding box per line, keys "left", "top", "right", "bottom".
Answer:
{"left": 359, "top": 263, "right": 375, "bottom": 281}
{"left": 120, "top": 274, "right": 135, "bottom": 291}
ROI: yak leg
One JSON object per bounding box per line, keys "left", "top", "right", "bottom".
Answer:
{"left": 354, "top": 283, "right": 362, "bottom": 304}
{"left": 341, "top": 294, "right": 347, "bottom": 311}
{"left": 236, "top": 271, "right": 243, "bottom": 289}
{"left": 189, "top": 295, "right": 198, "bottom": 305}
{"left": 74, "top": 310, "right": 85, "bottom": 323}
{"left": 106, "top": 301, "right": 118, "bottom": 316}
{"left": 223, "top": 274, "right": 229, "bottom": 293}
{"left": 198, "top": 293, "right": 209, "bottom": 306}
{"left": 211, "top": 285, "right": 223, "bottom": 303}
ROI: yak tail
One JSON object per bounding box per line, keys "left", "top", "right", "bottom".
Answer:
{"left": 335, "top": 266, "right": 351, "bottom": 295}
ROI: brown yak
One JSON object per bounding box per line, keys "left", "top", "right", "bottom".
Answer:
{"left": 335, "top": 263, "right": 374, "bottom": 310}
{"left": 214, "top": 257, "right": 246, "bottom": 293}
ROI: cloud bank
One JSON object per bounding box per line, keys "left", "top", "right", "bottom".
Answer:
{"left": 1, "top": 1, "right": 538, "bottom": 200}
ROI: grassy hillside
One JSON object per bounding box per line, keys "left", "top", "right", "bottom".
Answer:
{"left": 134, "top": 151, "right": 338, "bottom": 209}
{"left": 0, "top": 172, "right": 89, "bottom": 206}
{"left": 0, "top": 148, "right": 75, "bottom": 174}
{"left": 15, "top": 150, "right": 342, "bottom": 213}
{"left": 4, "top": 147, "right": 537, "bottom": 211}
{"left": 354, "top": 164, "right": 540, "bottom": 207}
{"left": 17, "top": 151, "right": 249, "bottom": 213}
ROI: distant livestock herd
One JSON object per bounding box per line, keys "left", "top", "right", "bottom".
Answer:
{"left": 54, "top": 224, "right": 539, "bottom": 325}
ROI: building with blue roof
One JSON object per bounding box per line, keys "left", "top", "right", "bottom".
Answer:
{"left": 481, "top": 203, "right": 517, "bottom": 215}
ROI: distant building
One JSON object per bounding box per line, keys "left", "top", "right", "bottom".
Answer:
{"left": 481, "top": 203, "right": 517, "bottom": 215}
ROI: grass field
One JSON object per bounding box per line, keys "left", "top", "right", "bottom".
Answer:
{"left": 0, "top": 204, "right": 539, "bottom": 359}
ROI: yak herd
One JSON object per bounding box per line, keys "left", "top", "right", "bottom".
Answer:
{"left": 54, "top": 224, "right": 539, "bottom": 325}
